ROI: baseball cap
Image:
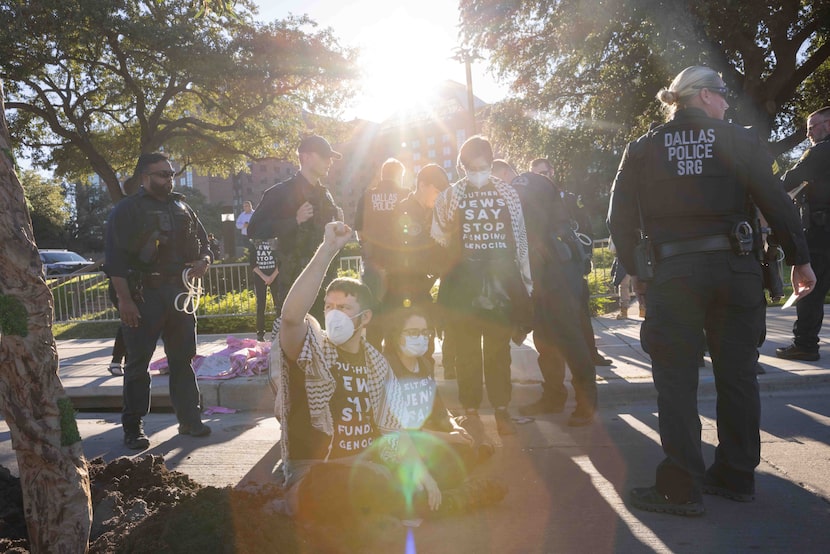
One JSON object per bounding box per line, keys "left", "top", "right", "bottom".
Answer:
{"left": 297, "top": 135, "right": 342, "bottom": 159}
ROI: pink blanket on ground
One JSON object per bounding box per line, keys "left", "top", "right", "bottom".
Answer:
{"left": 148, "top": 336, "right": 271, "bottom": 380}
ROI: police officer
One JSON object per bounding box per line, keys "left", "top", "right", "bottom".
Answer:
{"left": 513, "top": 172, "right": 598, "bottom": 426}
{"left": 530, "top": 158, "right": 612, "bottom": 366}
{"left": 105, "top": 152, "right": 213, "bottom": 450}
{"left": 247, "top": 135, "right": 342, "bottom": 322}
{"left": 386, "top": 164, "right": 449, "bottom": 310}
{"left": 776, "top": 106, "right": 830, "bottom": 361}
{"left": 354, "top": 157, "right": 410, "bottom": 347}
{"left": 608, "top": 66, "right": 815, "bottom": 516}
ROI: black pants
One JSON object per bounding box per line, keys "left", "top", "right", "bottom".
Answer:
{"left": 253, "top": 275, "right": 282, "bottom": 337}
{"left": 121, "top": 283, "right": 202, "bottom": 432}
{"left": 533, "top": 263, "right": 597, "bottom": 413}
{"left": 792, "top": 247, "right": 830, "bottom": 351}
{"left": 641, "top": 251, "right": 764, "bottom": 501}
{"left": 579, "top": 278, "right": 601, "bottom": 355}
{"left": 111, "top": 325, "right": 126, "bottom": 364}
{"left": 297, "top": 459, "right": 438, "bottom": 523}
{"left": 361, "top": 263, "right": 387, "bottom": 349}
{"left": 454, "top": 312, "right": 513, "bottom": 410}
{"left": 278, "top": 258, "right": 337, "bottom": 324}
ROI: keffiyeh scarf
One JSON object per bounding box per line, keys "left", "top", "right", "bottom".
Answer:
{"left": 270, "top": 316, "right": 402, "bottom": 463}
{"left": 431, "top": 176, "right": 533, "bottom": 295}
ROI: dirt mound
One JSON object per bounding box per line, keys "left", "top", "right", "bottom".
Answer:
{"left": 1, "top": 457, "right": 405, "bottom": 553}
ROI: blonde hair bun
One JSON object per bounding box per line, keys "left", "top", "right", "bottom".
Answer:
{"left": 657, "top": 88, "right": 679, "bottom": 105}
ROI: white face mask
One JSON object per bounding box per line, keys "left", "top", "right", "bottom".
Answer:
{"left": 466, "top": 170, "right": 491, "bottom": 188}
{"left": 325, "top": 309, "right": 364, "bottom": 346}
{"left": 401, "top": 335, "right": 429, "bottom": 358}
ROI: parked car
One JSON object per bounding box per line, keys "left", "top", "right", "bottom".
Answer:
{"left": 39, "top": 249, "right": 94, "bottom": 276}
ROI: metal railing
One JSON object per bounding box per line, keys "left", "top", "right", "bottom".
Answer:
{"left": 54, "top": 249, "right": 794, "bottom": 323}
{"left": 48, "top": 256, "right": 365, "bottom": 323}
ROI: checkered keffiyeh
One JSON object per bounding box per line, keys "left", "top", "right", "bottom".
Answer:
{"left": 270, "top": 316, "right": 402, "bottom": 463}
{"left": 431, "top": 176, "right": 533, "bottom": 295}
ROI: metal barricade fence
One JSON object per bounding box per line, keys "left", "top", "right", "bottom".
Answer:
{"left": 48, "top": 256, "right": 365, "bottom": 324}
{"left": 46, "top": 250, "right": 789, "bottom": 323}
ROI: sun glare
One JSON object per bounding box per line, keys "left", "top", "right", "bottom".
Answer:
{"left": 346, "top": 4, "right": 458, "bottom": 122}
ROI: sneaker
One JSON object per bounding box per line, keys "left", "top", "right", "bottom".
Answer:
{"left": 702, "top": 472, "right": 755, "bottom": 502}
{"left": 592, "top": 353, "right": 613, "bottom": 366}
{"left": 630, "top": 486, "right": 705, "bottom": 517}
{"left": 124, "top": 431, "right": 150, "bottom": 450}
{"left": 775, "top": 344, "right": 819, "bottom": 361}
{"left": 436, "top": 478, "right": 508, "bottom": 516}
{"left": 178, "top": 422, "right": 212, "bottom": 437}
{"left": 494, "top": 408, "right": 516, "bottom": 436}
{"left": 519, "top": 397, "right": 565, "bottom": 416}
{"left": 108, "top": 362, "right": 124, "bottom": 376}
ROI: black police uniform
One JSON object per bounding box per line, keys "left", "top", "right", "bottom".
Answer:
{"left": 555, "top": 184, "right": 607, "bottom": 364}
{"left": 387, "top": 193, "right": 443, "bottom": 307}
{"left": 104, "top": 188, "right": 212, "bottom": 435}
{"left": 247, "top": 172, "right": 340, "bottom": 321}
{"left": 354, "top": 179, "right": 409, "bottom": 347}
{"left": 512, "top": 172, "right": 597, "bottom": 416}
{"left": 608, "top": 107, "right": 809, "bottom": 503}
{"left": 780, "top": 134, "right": 830, "bottom": 355}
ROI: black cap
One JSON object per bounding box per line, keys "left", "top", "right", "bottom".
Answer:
{"left": 297, "top": 135, "right": 342, "bottom": 159}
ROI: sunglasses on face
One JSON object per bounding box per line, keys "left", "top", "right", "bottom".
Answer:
{"left": 694, "top": 85, "right": 731, "bottom": 98}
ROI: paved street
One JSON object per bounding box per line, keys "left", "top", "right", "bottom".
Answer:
{"left": 2, "top": 307, "right": 830, "bottom": 552}
{"left": 2, "top": 387, "right": 828, "bottom": 553}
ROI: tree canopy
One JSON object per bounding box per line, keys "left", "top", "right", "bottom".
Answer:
{"left": 461, "top": 0, "right": 830, "bottom": 155}
{"left": 19, "top": 169, "right": 70, "bottom": 248}
{"left": 0, "top": 0, "right": 357, "bottom": 201}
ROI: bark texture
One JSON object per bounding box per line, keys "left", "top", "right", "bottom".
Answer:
{"left": 0, "top": 81, "right": 92, "bottom": 552}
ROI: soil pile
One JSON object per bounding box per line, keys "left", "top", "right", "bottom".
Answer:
{"left": 1, "top": 456, "right": 405, "bottom": 553}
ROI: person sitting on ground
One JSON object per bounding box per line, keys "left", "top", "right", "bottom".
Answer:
{"left": 382, "top": 305, "right": 489, "bottom": 474}
{"left": 270, "top": 220, "right": 506, "bottom": 524}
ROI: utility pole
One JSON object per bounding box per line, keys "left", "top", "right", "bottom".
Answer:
{"left": 452, "top": 47, "right": 482, "bottom": 137}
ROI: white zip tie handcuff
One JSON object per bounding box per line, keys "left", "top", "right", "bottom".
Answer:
{"left": 174, "top": 267, "right": 203, "bottom": 314}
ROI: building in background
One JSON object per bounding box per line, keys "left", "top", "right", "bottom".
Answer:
{"left": 329, "top": 80, "right": 487, "bottom": 224}
{"left": 174, "top": 80, "right": 487, "bottom": 226}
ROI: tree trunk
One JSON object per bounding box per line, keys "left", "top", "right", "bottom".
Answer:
{"left": 0, "top": 82, "right": 92, "bottom": 552}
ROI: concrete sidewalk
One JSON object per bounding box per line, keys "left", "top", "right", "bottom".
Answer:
{"left": 56, "top": 306, "right": 830, "bottom": 413}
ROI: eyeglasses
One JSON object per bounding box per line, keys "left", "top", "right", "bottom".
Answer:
{"left": 146, "top": 170, "right": 175, "bottom": 179}
{"left": 694, "top": 85, "right": 730, "bottom": 98}
{"left": 401, "top": 329, "right": 432, "bottom": 339}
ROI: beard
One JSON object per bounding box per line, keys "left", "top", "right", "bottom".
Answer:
{"left": 149, "top": 180, "right": 172, "bottom": 198}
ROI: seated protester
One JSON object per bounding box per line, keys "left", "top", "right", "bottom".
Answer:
{"left": 271, "top": 221, "right": 506, "bottom": 524}
{"left": 382, "top": 306, "right": 485, "bottom": 482}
